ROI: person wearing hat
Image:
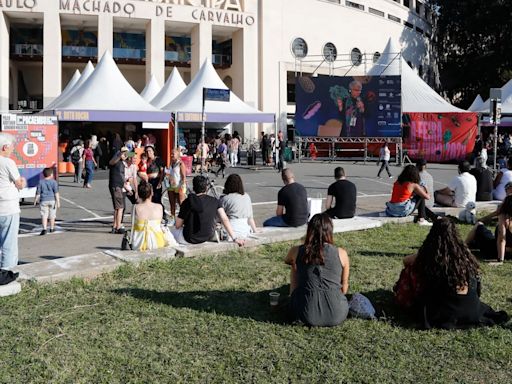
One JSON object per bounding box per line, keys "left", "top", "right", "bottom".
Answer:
{"left": 416, "top": 159, "right": 434, "bottom": 208}
{"left": 470, "top": 157, "right": 493, "bottom": 202}
{"left": 108, "top": 146, "right": 131, "bottom": 234}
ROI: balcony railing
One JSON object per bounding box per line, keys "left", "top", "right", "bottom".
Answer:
{"left": 62, "top": 46, "right": 98, "bottom": 57}
{"left": 12, "top": 44, "right": 43, "bottom": 56}
{"left": 113, "top": 47, "right": 145, "bottom": 59}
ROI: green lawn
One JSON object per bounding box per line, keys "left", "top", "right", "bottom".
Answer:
{"left": 0, "top": 224, "right": 511, "bottom": 383}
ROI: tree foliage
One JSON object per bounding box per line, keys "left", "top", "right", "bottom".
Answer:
{"left": 432, "top": 0, "right": 512, "bottom": 107}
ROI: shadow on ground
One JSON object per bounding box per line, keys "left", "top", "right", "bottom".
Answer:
{"left": 113, "top": 285, "right": 292, "bottom": 324}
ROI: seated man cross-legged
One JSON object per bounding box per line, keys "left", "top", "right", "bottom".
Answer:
{"left": 434, "top": 161, "right": 476, "bottom": 208}
{"left": 263, "top": 168, "right": 309, "bottom": 227}
{"left": 172, "top": 175, "right": 245, "bottom": 246}
{"left": 325, "top": 167, "right": 357, "bottom": 219}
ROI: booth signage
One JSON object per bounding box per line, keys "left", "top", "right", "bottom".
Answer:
{"left": 204, "top": 88, "right": 230, "bottom": 102}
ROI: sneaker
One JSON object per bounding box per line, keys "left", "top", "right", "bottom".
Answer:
{"left": 49, "top": 228, "right": 55, "bottom": 233}
{"left": 40, "top": 229, "right": 47, "bottom": 236}
{"left": 418, "top": 219, "right": 433, "bottom": 226}
{"left": 111, "top": 227, "right": 116, "bottom": 234}
{"left": 116, "top": 227, "right": 126, "bottom": 234}
{"left": 389, "top": 175, "right": 393, "bottom": 179}
{"left": 377, "top": 176, "right": 382, "bottom": 179}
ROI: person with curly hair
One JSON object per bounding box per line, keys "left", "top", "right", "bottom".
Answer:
{"left": 284, "top": 213, "right": 350, "bottom": 327}
{"left": 385, "top": 164, "right": 433, "bottom": 225}
{"left": 400, "top": 217, "right": 509, "bottom": 329}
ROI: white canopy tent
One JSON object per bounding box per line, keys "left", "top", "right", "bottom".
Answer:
{"left": 45, "top": 69, "right": 81, "bottom": 110}
{"left": 140, "top": 74, "right": 161, "bottom": 102}
{"left": 150, "top": 67, "right": 187, "bottom": 109}
{"left": 479, "top": 79, "right": 512, "bottom": 114}
{"left": 468, "top": 95, "right": 485, "bottom": 112}
{"left": 368, "top": 38, "right": 467, "bottom": 113}
{"left": 45, "top": 51, "right": 169, "bottom": 122}
{"left": 162, "top": 59, "right": 274, "bottom": 123}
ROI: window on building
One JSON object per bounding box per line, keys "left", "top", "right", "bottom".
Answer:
{"left": 351, "top": 48, "right": 362, "bottom": 66}
{"left": 403, "top": 0, "right": 410, "bottom": 8}
{"left": 388, "top": 14, "right": 401, "bottom": 23}
{"left": 393, "top": 0, "right": 401, "bottom": 3}
{"left": 291, "top": 37, "right": 308, "bottom": 59}
{"left": 369, "top": 8, "right": 384, "bottom": 17}
{"left": 323, "top": 42, "right": 337, "bottom": 62}
{"left": 404, "top": 21, "right": 414, "bottom": 29}
{"left": 345, "top": 1, "right": 364, "bottom": 11}
{"left": 418, "top": 65, "right": 423, "bottom": 77}
{"left": 407, "top": 61, "right": 413, "bottom": 68}
{"left": 416, "top": 26, "right": 424, "bottom": 34}
{"left": 416, "top": 1, "right": 422, "bottom": 15}
{"left": 321, "top": 0, "right": 341, "bottom": 3}
{"left": 373, "top": 52, "right": 381, "bottom": 63}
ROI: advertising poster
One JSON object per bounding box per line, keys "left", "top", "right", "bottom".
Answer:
{"left": 402, "top": 112, "right": 478, "bottom": 162}
{"left": 295, "top": 75, "right": 402, "bottom": 137}
{"left": 1, "top": 114, "right": 59, "bottom": 198}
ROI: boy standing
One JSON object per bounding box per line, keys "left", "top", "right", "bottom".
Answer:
{"left": 34, "top": 167, "right": 60, "bottom": 235}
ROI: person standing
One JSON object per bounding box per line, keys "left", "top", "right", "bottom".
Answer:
{"left": 34, "top": 167, "right": 60, "bottom": 235}
{"left": 145, "top": 145, "right": 165, "bottom": 218}
{"left": 229, "top": 134, "right": 240, "bottom": 167}
{"left": 377, "top": 143, "right": 392, "bottom": 178}
{"left": 0, "top": 133, "right": 26, "bottom": 269}
{"left": 109, "top": 147, "right": 128, "bottom": 234}
{"left": 82, "top": 139, "right": 97, "bottom": 189}
{"left": 69, "top": 140, "right": 84, "bottom": 183}
{"left": 166, "top": 148, "right": 187, "bottom": 223}
{"left": 325, "top": 167, "right": 357, "bottom": 219}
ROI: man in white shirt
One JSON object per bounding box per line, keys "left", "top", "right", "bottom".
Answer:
{"left": 0, "top": 133, "right": 27, "bottom": 268}
{"left": 434, "top": 161, "right": 477, "bottom": 208}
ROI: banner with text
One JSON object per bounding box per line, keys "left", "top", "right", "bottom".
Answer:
{"left": 295, "top": 75, "right": 402, "bottom": 137}
{"left": 402, "top": 112, "right": 479, "bottom": 162}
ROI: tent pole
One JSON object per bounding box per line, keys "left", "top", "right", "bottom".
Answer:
{"left": 201, "top": 88, "right": 206, "bottom": 175}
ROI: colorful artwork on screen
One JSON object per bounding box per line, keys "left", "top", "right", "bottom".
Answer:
{"left": 295, "top": 75, "right": 402, "bottom": 137}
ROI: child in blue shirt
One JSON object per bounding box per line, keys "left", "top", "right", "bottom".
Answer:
{"left": 34, "top": 167, "right": 60, "bottom": 235}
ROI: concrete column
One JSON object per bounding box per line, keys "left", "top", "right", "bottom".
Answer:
{"left": 0, "top": 12, "right": 10, "bottom": 111}
{"left": 232, "top": 26, "right": 259, "bottom": 140}
{"left": 190, "top": 22, "right": 212, "bottom": 78}
{"left": 145, "top": 18, "right": 165, "bottom": 85}
{"left": 98, "top": 13, "right": 113, "bottom": 59}
{"left": 10, "top": 62, "right": 18, "bottom": 109}
{"left": 43, "top": 12, "right": 62, "bottom": 108}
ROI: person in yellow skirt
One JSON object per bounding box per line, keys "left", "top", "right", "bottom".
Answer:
{"left": 131, "top": 181, "right": 176, "bottom": 251}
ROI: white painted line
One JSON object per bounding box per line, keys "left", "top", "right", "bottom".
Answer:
{"left": 358, "top": 194, "right": 391, "bottom": 198}
{"left": 60, "top": 197, "right": 101, "bottom": 218}
{"left": 358, "top": 192, "right": 369, "bottom": 196}
{"left": 252, "top": 201, "right": 277, "bottom": 206}
{"left": 360, "top": 177, "right": 394, "bottom": 187}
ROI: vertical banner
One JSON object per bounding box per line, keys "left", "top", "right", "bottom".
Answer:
{"left": 402, "top": 112, "right": 478, "bottom": 162}
{"left": 1, "top": 114, "right": 59, "bottom": 198}
{"left": 295, "top": 75, "right": 402, "bottom": 137}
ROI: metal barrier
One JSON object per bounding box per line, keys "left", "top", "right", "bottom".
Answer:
{"left": 296, "top": 136, "right": 403, "bottom": 164}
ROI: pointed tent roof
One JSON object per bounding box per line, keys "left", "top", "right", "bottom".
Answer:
{"left": 480, "top": 79, "right": 512, "bottom": 114}
{"left": 369, "top": 38, "right": 467, "bottom": 113}
{"left": 140, "top": 74, "right": 161, "bottom": 101}
{"left": 150, "top": 67, "right": 187, "bottom": 109}
{"left": 468, "top": 95, "right": 485, "bottom": 112}
{"left": 162, "top": 59, "right": 274, "bottom": 123}
{"left": 49, "top": 51, "right": 170, "bottom": 122}
{"left": 45, "top": 69, "right": 81, "bottom": 110}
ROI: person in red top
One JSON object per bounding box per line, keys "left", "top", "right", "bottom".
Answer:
{"left": 82, "top": 139, "right": 97, "bottom": 188}
{"left": 385, "top": 164, "right": 433, "bottom": 225}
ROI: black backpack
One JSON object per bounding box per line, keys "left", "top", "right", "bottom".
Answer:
{"left": 71, "top": 147, "right": 81, "bottom": 162}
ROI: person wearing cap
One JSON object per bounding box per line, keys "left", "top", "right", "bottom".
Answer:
{"left": 434, "top": 161, "right": 476, "bottom": 208}
{"left": 493, "top": 157, "right": 512, "bottom": 201}
{"left": 470, "top": 157, "right": 493, "bottom": 201}
{"left": 416, "top": 159, "right": 434, "bottom": 208}
{"left": 109, "top": 147, "right": 129, "bottom": 234}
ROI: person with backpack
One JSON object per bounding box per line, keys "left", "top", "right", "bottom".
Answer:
{"left": 70, "top": 140, "right": 84, "bottom": 183}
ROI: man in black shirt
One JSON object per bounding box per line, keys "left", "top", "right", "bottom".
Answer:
{"left": 470, "top": 157, "right": 493, "bottom": 201}
{"left": 263, "top": 168, "right": 308, "bottom": 227}
{"left": 109, "top": 146, "right": 130, "bottom": 234}
{"left": 325, "top": 167, "right": 357, "bottom": 219}
{"left": 172, "top": 176, "right": 245, "bottom": 246}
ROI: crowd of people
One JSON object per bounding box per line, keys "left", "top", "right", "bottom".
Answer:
{"left": 1, "top": 129, "right": 510, "bottom": 330}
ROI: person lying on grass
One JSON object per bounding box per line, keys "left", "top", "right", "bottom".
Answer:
{"left": 399, "top": 217, "right": 509, "bottom": 329}
{"left": 285, "top": 213, "right": 350, "bottom": 327}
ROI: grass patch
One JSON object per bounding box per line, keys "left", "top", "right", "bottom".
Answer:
{"left": 1, "top": 223, "right": 511, "bottom": 383}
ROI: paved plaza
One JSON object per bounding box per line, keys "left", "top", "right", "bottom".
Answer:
{"left": 17, "top": 160, "right": 460, "bottom": 264}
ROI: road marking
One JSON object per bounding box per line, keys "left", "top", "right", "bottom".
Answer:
{"left": 60, "top": 197, "right": 101, "bottom": 218}
{"left": 360, "top": 177, "right": 393, "bottom": 187}
{"left": 358, "top": 193, "right": 391, "bottom": 198}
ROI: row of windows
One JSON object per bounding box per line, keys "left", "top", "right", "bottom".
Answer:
{"left": 291, "top": 38, "right": 381, "bottom": 66}
{"left": 320, "top": 0, "right": 432, "bottom": 36}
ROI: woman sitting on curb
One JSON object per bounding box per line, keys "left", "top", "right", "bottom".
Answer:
{"left": 385, "top": 164, "right": 434, "bottom": 226}
{"left": 285, "top": 213, "right": 350, "bottom": 327}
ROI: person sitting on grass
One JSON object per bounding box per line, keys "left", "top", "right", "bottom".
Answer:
{"left": 466, "top": 194, "right": 512, "bottom": 263}
{"left": 171, "top": 175, "right": 245, "bottom": 246}
{"left": 399, "top": 217, "right": 509, "bottom": 329}
{"left": 434, "top": 161, "right": 476, "bottom": 207}
{"left": 325, "top": 166, "right": 357, "bottom": 219}
{"left": 385, "top": 164, "right": 433, "bottom": 226}
{"left": 131, "top": 181, "right": 175, "bottom": 251}
{"left": 285, "top": 213, "right": 350, "bottom": 327}
{"left": 34, "top": 167, "right": 60, "bottom": 235}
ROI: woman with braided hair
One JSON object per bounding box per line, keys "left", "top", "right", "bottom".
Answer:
{"left": 285, "top": 213, "right": 350, "bottom": 326}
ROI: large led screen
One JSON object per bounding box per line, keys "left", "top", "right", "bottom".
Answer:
{"left": 295, "top": 75, "right": 402, "bottom": 137}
